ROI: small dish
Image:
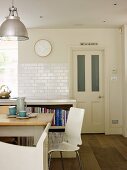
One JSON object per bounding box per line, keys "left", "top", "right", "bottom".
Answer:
{"left": 7, "top": 114, "right": 17, "bottom": 118}
{"left": 16, "top": 116, "right": 29, "bottom": 119}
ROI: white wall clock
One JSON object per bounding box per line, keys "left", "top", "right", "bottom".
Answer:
{"left": 34, "top": 39, "right": 52, "bottom": 57}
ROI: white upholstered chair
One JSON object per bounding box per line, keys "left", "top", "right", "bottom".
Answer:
{"left": 0, "top": 123, "right": 51, "bottom": 170}
{"left": 48, "top": 107, "right": 85, "bottom": 170}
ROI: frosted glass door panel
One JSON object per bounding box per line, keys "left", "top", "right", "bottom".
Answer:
{"left": 77, "top": 55, "right": 85, "bottom": 91}
{"left": 91, "top": 55, "right": 99, "bottom": 91}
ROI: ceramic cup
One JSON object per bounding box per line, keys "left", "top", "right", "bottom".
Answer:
{"left": 9, "top": 106, "right": 17, "bottom": 115}
{"left": 19, "top": 111, "right": 27, "bottom": 117}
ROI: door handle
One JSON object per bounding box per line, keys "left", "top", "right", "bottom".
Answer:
{"left": 98, "top": 95, "right": 104, "bottom": 98}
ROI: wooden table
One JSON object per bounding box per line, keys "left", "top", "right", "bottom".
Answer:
{"left": 0, "top": 113, "right": 54, "bottom": 144}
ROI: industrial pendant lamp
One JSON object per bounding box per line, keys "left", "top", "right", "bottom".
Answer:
{"left": 0, "top": 2, "right": 29, "bottom": 41}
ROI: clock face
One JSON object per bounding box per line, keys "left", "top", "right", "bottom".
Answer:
{"left": 34, "top": 39, "right": 52, "bottom": 57}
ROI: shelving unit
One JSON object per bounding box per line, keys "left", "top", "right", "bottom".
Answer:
{"left": 26, "top": 104, "right": 71, "bottom": 129}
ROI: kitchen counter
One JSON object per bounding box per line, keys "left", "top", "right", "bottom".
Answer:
{"left": 0, "top": 113, "right": 54, "bottom": 146}
{"left": 0, "top": 99, "right": 76, "bottom": 106}
{"left": 0, "top": 113, "right": 54, "bottom": 126}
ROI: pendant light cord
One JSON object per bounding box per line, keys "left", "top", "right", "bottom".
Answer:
{"left": 12, "top": 0, "right": 14, "bottom": 6}
{"left": 9, "top": 0, "right": 18, "bottom": 17}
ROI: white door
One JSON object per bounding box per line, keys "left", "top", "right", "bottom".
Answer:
{"left": 72, "top": 50, "right": 105, "bottom": 133}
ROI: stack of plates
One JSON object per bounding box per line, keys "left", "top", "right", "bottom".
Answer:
{"left": 7, "top": 114, "right": 17, "bottom": 118}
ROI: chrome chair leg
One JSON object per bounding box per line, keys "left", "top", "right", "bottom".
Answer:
{"left": 76, "top": 151, "right": 83, "bottom": 170}
{"left": 48, "top": 152, "right": 52, "bottom": 170}
{"left": 60, "top": 151, "right": 64, "bottom": 170}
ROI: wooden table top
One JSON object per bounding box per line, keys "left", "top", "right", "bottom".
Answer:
{"left": 0, "top": 113, "right": 54, "bottom": 126}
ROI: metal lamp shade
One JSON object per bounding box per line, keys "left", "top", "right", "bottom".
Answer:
{"left": 0, "top": 16, "right": 29, "bottom": 41}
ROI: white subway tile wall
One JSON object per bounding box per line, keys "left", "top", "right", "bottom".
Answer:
{"left": 18, "top": 64, "right": 69, "bottom": 99}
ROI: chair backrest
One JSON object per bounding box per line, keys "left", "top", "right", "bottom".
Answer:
{"left": 37, "top": 122, "right": 51, "bottom": 147}
{"left": 37, "top": 122, "right": 51, "bottom": 170}
{"left": 65, "top": 107, "right": 85, "bottom": 146}
{"left": 0, "top": 123, "right": 51, "bottom": 170}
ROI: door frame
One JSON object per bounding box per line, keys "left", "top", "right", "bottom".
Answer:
{"left": 69, "top": 46, "right": 110, "bottom": 134}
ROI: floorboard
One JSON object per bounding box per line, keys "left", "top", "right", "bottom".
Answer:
{"left": 50, "top": 134, "right": 127, "bottom": 170}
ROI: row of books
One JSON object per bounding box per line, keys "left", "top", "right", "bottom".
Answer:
{"left": 26, "top": 107, "right": 69, "bottom": 126}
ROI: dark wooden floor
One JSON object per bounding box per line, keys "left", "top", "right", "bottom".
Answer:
{"left": 50, "top": 134, "right": 127, "bottom": 170}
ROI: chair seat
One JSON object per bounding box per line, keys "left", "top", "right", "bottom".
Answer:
{"left": 49, "top": 141, "right": 80, "bottom": 152}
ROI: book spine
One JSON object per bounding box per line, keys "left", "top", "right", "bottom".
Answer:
{"left": 62, "top": 110, "right": 65, "bottom": 126}
{"left": 55, "top": 108, "right": 59, "bottom": 126}
{"left": 59, "top": 108, "right": 62, "bottom": 126}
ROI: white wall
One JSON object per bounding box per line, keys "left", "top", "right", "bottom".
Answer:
{"left": 122, "top": 25, "right": 127, "bottom": 137}
{"left": 19, "top": 28, "right": 123, "bottom": 134}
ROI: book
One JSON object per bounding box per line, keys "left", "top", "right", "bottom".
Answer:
{"left": 55, "top": 108, "right": 60, "bottom": 126}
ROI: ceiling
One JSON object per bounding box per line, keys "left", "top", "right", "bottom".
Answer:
{"left": 0, "top": 0, "right": 127, "bottom": 29}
